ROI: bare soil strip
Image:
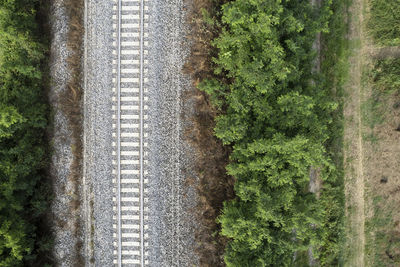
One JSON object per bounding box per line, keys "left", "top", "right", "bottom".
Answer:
{"left": 370, "top": 45, "right": 400, "bottom": 59}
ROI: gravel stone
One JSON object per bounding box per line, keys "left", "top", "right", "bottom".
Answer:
{"left": 49, "top": 0, "right": 83, "bottom": 266}
{"left": 147, "top": 0, "right": 199, "bottom": 266}
{"left": 84, "top": 0, "right": 114, "bottom": 265}
{"left": 84, "top": 0, "right": 199, "bottom": 266}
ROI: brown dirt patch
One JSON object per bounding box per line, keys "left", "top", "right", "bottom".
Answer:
{"left": 370, "top": 46, "right": 400, "bottom": 59}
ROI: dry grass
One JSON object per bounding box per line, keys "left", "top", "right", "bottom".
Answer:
{"left": 342, "top": 0, "right": 366, "bottom": 265}
{"left": 182, "top": 90, "right": 235, "bottom": 266}
{"left": 61, "top": 0, "right": 85, "bottom": 265}
{"left": 370, "top": 46, "right": 400, "bottom": 60}
{"left": 344, "top": 0, "right": 400, "bottom": 265}
{"left": 184, "top": 0, "right": 229, "bottom": 84}
{"left": 362, "top": 44, "right": 400, "bottom": 266}
{"left": 183, "top": 0, "right": 234, "bottom": 266}
{"left": 363, "top": 90, "right": 400, "bottom": 265}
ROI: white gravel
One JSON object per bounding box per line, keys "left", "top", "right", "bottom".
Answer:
{"left": 84, "top": 0, "right": 114, "bottom": 265}
{"left": 147, "top": 0, "right": 199, "bottom": 266}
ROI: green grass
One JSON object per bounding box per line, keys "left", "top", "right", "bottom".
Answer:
{"left": 360, "top": 58, "right": 400, "bottom": 132}
{"left": 319, "top": 0, "right": 351, "bottom": 264}
{"left": 368, "top": 0, "right": 400, "bottom": 46}
{"left": 365, "top": 195, "right": 400, "bottom": 266}
{"left": 371, "top": 58, "right": 400, "bottom": 94}
{"left": 362, "top": 132, "right": 379, "bottom": 144}
{"left": 361, "top": 94, "right": 385, "bottom": 129}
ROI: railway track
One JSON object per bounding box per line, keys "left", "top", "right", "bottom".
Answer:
{"left": 112, "top": 0, "right": 149, "bottom": 266}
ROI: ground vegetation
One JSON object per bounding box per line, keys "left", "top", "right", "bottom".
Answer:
{"left": 184, "top": 0, "right": 234, "bottom": 265}
{"left": 62, "top": 0, "right": 85, "bottom": 264}
{"left": 362, "top": 1, "right": 400, "bottom": 264}
{"left": 368, "top": 0, "right": 400, "bottom": 46}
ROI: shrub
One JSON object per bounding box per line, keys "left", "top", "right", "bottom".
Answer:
{"left": 198, "top": 0, "right": 347, "bottom": 265}
{"left": 0, "top": 0, "right": 51, "bottom": 265}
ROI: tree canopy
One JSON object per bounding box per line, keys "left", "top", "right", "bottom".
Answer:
{"left": 199, "top": 0, "right": 344, "bottom": 265}
{"left": 0, "top": 0, "right": 50, "bottom": 265}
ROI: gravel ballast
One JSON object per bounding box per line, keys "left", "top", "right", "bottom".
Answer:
{"left": 49, "top": 0, "right": 85, "bottom": 265}
{"left": 84, "top": 0, "right": 198, "bottom": 266}
{"left": 147, "top": 0, "right": 199, "bottom": 266}
{"left": 84, "top": 0, "right": 114, "bottom": 265}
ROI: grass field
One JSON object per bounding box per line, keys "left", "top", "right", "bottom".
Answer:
{"left": 344, "top": 0, "right": 400, "bottom": 266}
{"left": 367, "top": 0, "right": 400, "bottom": 46}
{"left": 363, "top": 57, "right": 400, "bottom": 267}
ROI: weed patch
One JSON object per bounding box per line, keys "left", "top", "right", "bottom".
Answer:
{"left": 367, "top": 0, "right": 400, "bottom": 46}
{"left": 62, "top": 0, "right": 85, "bottom": 265}
{"left": 183, "top": 0, "right": 234, "bottom": 266}
{"left": 366, "top": 196, "right": 400, "bottom": 266}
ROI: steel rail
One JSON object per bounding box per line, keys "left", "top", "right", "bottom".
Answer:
{"left": 116, "top": 0, "right": 145, "bottom": 266}
{"left": 139, "top": 0, "right": 145, "bottom": 265}
{"left": 116, "top": 0, "right": 122, "bottom": 265}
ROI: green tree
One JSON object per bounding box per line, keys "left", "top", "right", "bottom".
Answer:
{"left": 0, "top": 0, "right": 50, "bottom": 265}
{"left": 199, "top": 0, "right": 343, "bottom": 265}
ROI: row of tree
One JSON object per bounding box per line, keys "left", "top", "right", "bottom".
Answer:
{"left": 0, "top": 0, "right": 51, "bottom": 266}
{"left": 199, "top": 0, "right": 344, "bottom": 265}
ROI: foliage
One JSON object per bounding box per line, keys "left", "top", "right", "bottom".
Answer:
{"left": 198, "top": 0, "right": 348, "bottom": 265}
{"left": 0, "top": 0, "right": 51, "bottom": 266}
{"left": 368, "top": 0, "right": 400, "bottom": 46}
{"left": 371, "top": 58, "right": 400, "bottom": 94}
{"left": 317, "top": 0, "right": 350, "bottom": 264}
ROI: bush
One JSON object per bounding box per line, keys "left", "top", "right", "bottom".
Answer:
{"left": 198, "top": 0, "right": 347, "bottom": 265}
{"left": 0, "top": 0, "right": 51, "bottom": 266}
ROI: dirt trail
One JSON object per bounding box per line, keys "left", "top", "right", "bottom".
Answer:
{"left": 343, "top": 0, "right": 366, "bottom": 265}
{"left": 370, "top": 45, "right": 400, "bottom": 59}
